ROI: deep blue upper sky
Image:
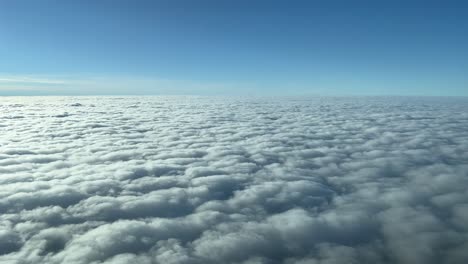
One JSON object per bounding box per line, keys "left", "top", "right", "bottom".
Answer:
{"left": 1, "top": 0, "right": 467, "bottom": 95}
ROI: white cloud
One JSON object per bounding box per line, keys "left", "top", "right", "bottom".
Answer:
{"left": 0, "top": 74, "right": 246, "bottom": 95}
{"left": 0, "top": 96, "right": 468, "bottom": 263}
{"left": 0, "top": 76, "right": 67, "bottom": 85}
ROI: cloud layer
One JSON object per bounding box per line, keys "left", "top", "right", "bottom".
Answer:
{"left": 1, "top": 96, "right": 468, "bottom": 264}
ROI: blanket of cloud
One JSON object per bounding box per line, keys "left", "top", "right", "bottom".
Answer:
{"left": 1, "top": 96, "right": 468, "bottom": 264}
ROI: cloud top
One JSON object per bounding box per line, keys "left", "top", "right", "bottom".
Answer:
{"left": 1, "top": 96, "right": 468, "bottom": 263}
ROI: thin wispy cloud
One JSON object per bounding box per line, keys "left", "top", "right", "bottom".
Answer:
{"left": 0, "top": 76, "right": 67, "bottom": 85}
{"left": 0, "top": 74, "right": 255, "bottom": 95}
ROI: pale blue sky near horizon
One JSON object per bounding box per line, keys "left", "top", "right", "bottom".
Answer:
{"left": 1, "top": 0, "right": 467, "bottom": 96}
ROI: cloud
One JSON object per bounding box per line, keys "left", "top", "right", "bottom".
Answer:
{"left": 0, "top": 74, "right": 246, "bottom": 95}
{"left": 0, "top": 96, "right": 468, "bottom": 263}
{"left": 0, "top": 76, "right": 67, "bottom": 85}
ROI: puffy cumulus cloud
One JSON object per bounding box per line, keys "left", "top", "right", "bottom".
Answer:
{"left": 0, "top": 96, "right": 468, "bottom": 264}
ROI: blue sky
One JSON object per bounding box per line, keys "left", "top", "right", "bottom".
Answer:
{"left": 1, "top": 0, "right": 467, "bottom": 96}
